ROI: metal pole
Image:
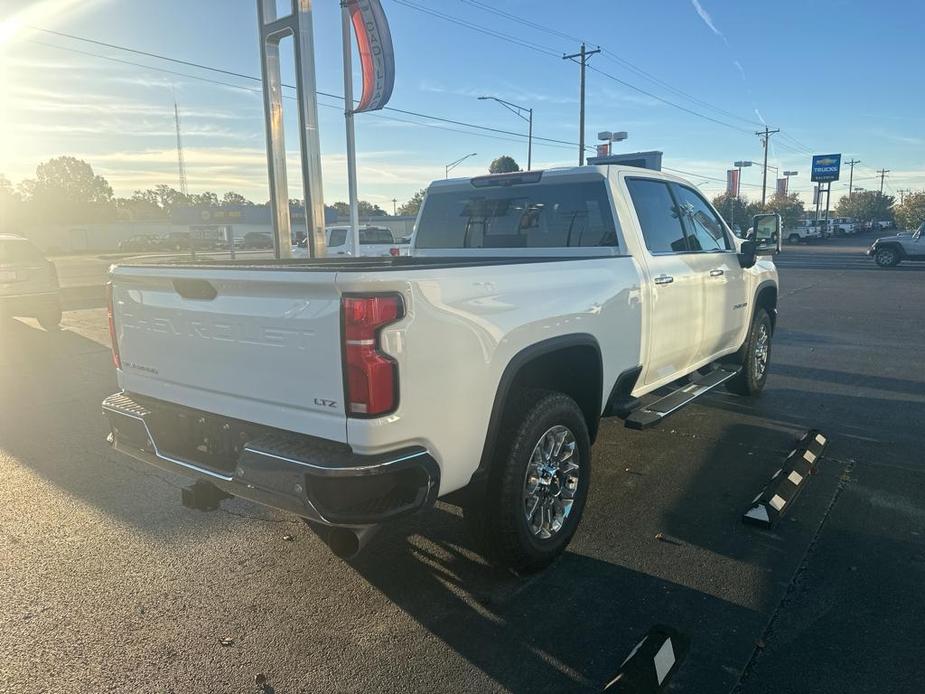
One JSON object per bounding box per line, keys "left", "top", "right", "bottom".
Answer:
{"left": 257, "top": 0, "right": 291, "bottom": 258}
{"left": 578, "top": 43, "right": 586, "bottom": 166}
{"left": 341, "top": 3, "right": 360, "bottom": 256}
{"left": 293, "top": 0, "right": 326, "bottom": 258}
{"left": 527, "top": 108, "right": 533, "bottom": 171}
{"left": 563, "top": 44, "right": 600, "bottom": 166}
{"left": 824, "top": 181, "right": 832, "bottom": 231}
{"left": 761, "top": 133, "right": 769, "bottom": 206}
{"left": 257, "top": 0, "right": 326, "bottom": 258}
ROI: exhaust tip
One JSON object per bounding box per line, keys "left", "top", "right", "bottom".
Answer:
{"left": 306, "top": 523, "right": 380, "bottom": 560}
{"left": 326, "top": 527, "right": 362, "bottom": 559}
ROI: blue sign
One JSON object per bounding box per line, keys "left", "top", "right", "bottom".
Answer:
{"left": 811, "top": 154, "right": 841, "bottom": 183}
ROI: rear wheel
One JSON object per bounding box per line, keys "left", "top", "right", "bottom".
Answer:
{"left": 464, "top": 390, "right": 591, "bottom": 574}
{"left": 788, "top": 233, "right": 801, "bottom": 244}
{"left": 875, "top": 247, "right": 900, "bottom": 267}
{"left": 726, "top": 308, "right": 772, "bottom": 396}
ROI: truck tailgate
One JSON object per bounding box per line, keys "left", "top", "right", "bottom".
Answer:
{"left": 111, "top": 265, "right": 347, "bottom": 442}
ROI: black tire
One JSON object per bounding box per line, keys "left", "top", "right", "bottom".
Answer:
{"left": 725, "top": 308, "right": 772, "bottom": 396}
{"left": 788, "top": 233, "right": 801, "bottom": 244}
{"left": 463, "top": 390, "right": 592, "bottom": 574}
{"left": 874, "top": 247, "right": 900, "bottom": 267}
{"left": 37, "top": 300, "right": 62, "bottom": 331}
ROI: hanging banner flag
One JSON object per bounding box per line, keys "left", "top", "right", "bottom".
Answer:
{"left": 726, "top": 169, "right": 740, "bottom": 196}
{"left": 346, "top": 0, "right": 395, "bottom": 113}
{"left": 597, "top": 143, "right": 610, "bottom": 157}
{"left": 777, "top": 177, "right": 788, "bottom": 197}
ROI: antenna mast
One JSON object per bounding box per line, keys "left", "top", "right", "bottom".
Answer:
{"left": 174, "top": 99, "right": 189, "bottom": 196}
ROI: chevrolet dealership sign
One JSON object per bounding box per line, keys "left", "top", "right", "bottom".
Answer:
{"left": 811, "top": 154, "right": 841, "bottom": 183}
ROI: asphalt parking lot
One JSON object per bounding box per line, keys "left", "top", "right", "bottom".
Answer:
{"left": 2, "top": 233, "right": 923, "bottom": 693}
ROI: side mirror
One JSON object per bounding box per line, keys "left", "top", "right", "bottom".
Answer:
{"left": 738, "top": 239, "right": 757, "bottom": 268}
{"left": 752, "top": 213, "right": 782, "bottom": 255}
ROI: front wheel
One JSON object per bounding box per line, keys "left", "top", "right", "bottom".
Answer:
{"left": 726, "top": 308, "right": 772, "bottom": 396}
{"left": 464, "top": 390, "right": 591, "bottom": 574}
{"left": 875, "top": 247, "right": 900, "bottom": 267}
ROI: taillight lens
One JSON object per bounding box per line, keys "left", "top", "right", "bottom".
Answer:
{"left": 389, "top": 247, "right": 400, "bottom": 257}
{"left": 106, "top": 282, "right": 121, "bottom": 369}
{"left": 342, "top": 294, "right": 404, "bottom": 417}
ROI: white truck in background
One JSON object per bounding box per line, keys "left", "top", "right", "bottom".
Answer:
{"left": 103, "top": 166, "right": 781, "bottom": 573}
{"left": 292, "top": 225, "right": 408, "bottom": 258}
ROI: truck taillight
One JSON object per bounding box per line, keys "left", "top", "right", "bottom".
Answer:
{"left": 106, "top": 282, "right": 121, "bottom": 369}
{"left": 342, "top": 294, "right": 403, "bottom": 417}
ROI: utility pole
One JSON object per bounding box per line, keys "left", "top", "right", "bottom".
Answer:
{"left": 897, "top": 189, "right": 909, "bottom": 205}
{"left": 755, "top": 126, "right": 780, "bottom": 205}
{"left": 877, "top": 169, "right": 890, "bottom": 196}
{"left": 563, "top": 43, "right": 601, "bottom": 166}
{"left": 392, "top": 198, "right": 398, "bottom": 215}
{"left": 845, "top": 158, "right": 861, "bottom": 197}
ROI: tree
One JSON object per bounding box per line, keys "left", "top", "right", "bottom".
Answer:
{"left": 711, "top": 192, "right": 749, "bottom": 230}
{"left": 489, "top": 155, "right": 520, "bottom": 174}
{"left": 358, "top": 200, "right": 387, "bottom": 217}
{"left": 834, "top": 191, "right": 895, "bottom": 223}
{"left": 331, "top": 200, "right": 388, "bottom": 218}
{"left": 132, "top": 185, "right": 189, "bottom": 212}
{"left": 222, "top": 191, "right": 253, "bottom": 206}
{"left": 397, "top": 188, "right": 426, "bottom": 217}
{"left": 19, "top": 156, "right": 114, "bottom": 223}
{"left": 0, "top": 174, "right": 21, "bottom": 233}
{"left": 188, "top": 191, "right": 219, "bottom": 207}
{"left": 893, "top": 192, "right": 925, "bottom": 231}
{"left": 764, "top": 192, "right": 805, "bottom": 230}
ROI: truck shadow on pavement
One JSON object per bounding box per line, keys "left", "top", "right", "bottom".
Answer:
{"left": 348, "top": 504, "right": 762, "bottom": 693}
{"left": 0, "top": 318, "right": 196, "bottom": 534}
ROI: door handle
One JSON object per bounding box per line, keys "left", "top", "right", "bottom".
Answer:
{"left": 653, "top": 274, "right": 674, "bottom": 285}
{"left": 709, "top": 269, "right": 725, "bottom": 277}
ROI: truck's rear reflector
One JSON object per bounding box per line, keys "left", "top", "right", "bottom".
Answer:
{"left": 342, "top": 294, "right": 403, "bottom": 417}
{"left": 106, "top": 282, "right": 121, "bottom": 369}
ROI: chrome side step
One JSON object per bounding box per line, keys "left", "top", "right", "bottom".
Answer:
{"left": 624, "top": 366, "right": 740, "bottom": 430}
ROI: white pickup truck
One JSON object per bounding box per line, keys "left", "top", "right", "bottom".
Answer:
{"left": 103, "top": 166, "right": 781, "bottom": 572}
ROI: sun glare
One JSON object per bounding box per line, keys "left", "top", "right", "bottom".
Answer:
{"left": 0, "top": 0, "right": 100, "bottom": 49}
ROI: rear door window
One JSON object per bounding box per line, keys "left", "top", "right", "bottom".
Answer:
{"left": 625, "top": 178, "right": 689, "bottom": 253}
{"left": 415, "top": 180, "right": 619, "bottom": 249}
{"left": 0, "top": 240, "right": 44, "bottom": 264}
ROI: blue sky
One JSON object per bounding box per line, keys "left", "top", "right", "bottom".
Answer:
{"left": 1, "top": 0, "right": 923, "bottom": 209}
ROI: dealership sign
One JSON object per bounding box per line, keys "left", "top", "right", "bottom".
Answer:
{"left": 811, "top": 154, "right": 841, "bottom": 183}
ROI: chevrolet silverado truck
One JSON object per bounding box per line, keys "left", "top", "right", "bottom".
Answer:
{"left": 102, "top": 166, "right": 781, "bottom": 573}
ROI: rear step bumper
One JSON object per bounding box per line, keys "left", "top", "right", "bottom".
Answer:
{"left": 102, "top": 392, "right": 439, "bottom": 526}
{"left": 624, "top": 366, "right": 740, "bottom": 430}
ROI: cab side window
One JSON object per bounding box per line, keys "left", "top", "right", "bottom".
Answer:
{"left": 625, "top": 178, "right": 689, "bottom": 253}
{"left": 673, "top": 185, "right": 731, "bottom": 252}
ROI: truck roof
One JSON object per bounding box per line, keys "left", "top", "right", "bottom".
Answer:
{"left": 431, "top": 165, "right": 688, "bottom": 192}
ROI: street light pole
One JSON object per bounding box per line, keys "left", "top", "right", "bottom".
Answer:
{"left": 446, "top": 152, "right": 478, "bottom": 179}
{"left": 598, "top": 130, "right": 628, "bottom": 157}
{"left": 478, "top": 96, "right": 533, "bottom": 170}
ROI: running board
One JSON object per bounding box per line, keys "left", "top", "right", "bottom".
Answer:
{"left": 624, "top": 367, "right": 740, "bottom": 430}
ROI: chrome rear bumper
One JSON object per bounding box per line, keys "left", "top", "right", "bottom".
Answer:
{"left": 102, "top": 392, "right": 439, "bottom": 526}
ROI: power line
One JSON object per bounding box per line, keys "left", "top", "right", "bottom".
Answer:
{"left": 455, "top": 0, "right": 766, "bottom": 129}
{"left": 588, "top": 65, "right": 754, "bottom": 134}
{"left": 390, "top": 0, "right": 560, "bottom": 58}
{"left": 29, "top": 28, "right": 586, "bottom": 151}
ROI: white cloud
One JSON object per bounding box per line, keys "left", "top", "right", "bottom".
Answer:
{"left": 690, "top": 0, "right": 725, "bottom": 40}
